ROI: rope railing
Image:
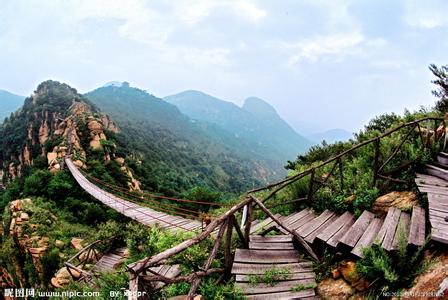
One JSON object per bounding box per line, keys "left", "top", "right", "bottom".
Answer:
{"left": 79, "top": 170, "right": 211, "bottom": 220}
{"left": 80, "top": 170, "right": 229, "bottom": 208}
{"left": 65, "top": 158, "right": 199, "bottom": 232}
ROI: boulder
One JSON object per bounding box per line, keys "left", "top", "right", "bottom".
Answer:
{"left": 115, "top": 157, "right": 125, "bottom": 166}
{"left": 339, "top": 260, "right": 369, "bottom": 291}
{"left": 47, "top": 152, "right": 58, "bottom": 164}
{"left": 87, "top": 120, "right": 102, "bottom": 133}
{"left": 372, "top": 191, "right": 418, "bottom": 216}
{"left": 317, "top": 278, "right": 355, "bottom": 299}
{"left": 71, "top": 238, "right": 84, "bottom": 251}
{"left": 10, "top": 200, "right": 23, "bottom": 212}
{"left": 331, "top": 268, "right": 341, "bottom": 279}
{"left": 20, "top": 212, "right": 29, "bottom": 221}
{"left": 55, "top": 240, "right": 65, "bottom": 248}
{"left": 73, "top": 160, "right": 84, "bottom": 168}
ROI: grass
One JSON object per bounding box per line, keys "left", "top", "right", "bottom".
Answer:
{"left": 248, "top": 267, "right": 291, "bottom": 286}
{"left": 290, "top": 282, "right": 317, "bottom": 292}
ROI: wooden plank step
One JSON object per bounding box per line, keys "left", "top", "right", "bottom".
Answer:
{"left": 297, "top": 210, "right": 335, "bottom": 237}
{"left": 289, "top": 211, "right": 317, "bottom": 231}
{"left": 415, "top": 174, "right": 448, "bottom": 187}
{"left": 339, "top": 210, "right": 375, "bottom": 249}
{"left": 408, "top": 206, "right": 426, "bottom": 246}
{"left": 392, "top": 212, "right": 411, "bottom": 250}
{"left": 432, "top": 229, "right": 448, "bottom": 244}
{"left": 375, "top": 207, "right": 401, "bottom": 251}
{"left": 236, "top": 272, "right": 315, "bottom": 282}
{"left": 250, "top": 235, "right": 293, "bottom": 243}
{"left": 326, "top": 215, "right": 356, "bottom": 248}
{"left": 317, "top": 211, "right": 355, "bottom": 243}
{"left": 231, "top": 262, "right": 313, "bottom": 275}
{"left": 249, "top": 242, "right": 294, "bottom": 250}
{"left": 245, "top": 289, "right": 315, "bottom": 300}
{"left": 250, "top": 214, "right": 281, "bottom": 234}
{"left": 283, "top": 209, "right": 312, "bottom": 226}
{"left": 426, "top": 164, "right": 448, "bottom": 181}
{"left": 437, "top": 154, "right": 448, "bottom": 166}
{"left": 304, "top": 214, "right": 339, "bottom": 244}
{"left": 234, "top": 249, "right": 300, "bottom": 264}
{"left": 236, "top": 278, "right": 316, "bottom": 294}
{"left": 351, "top": 218, "right": 384, "bottom": 258}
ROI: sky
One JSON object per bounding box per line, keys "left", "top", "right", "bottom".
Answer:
{"left": 0, "top": 0, "right": 447, "bottom": 134}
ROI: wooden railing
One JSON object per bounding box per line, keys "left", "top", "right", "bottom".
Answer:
{"left": 65, "top": 240, "right": 104, "bottom": 282}
{"left": 248, "top": 117, "right": 445, "bottom": 205}
{"left": 126, "top": 195, "right": 318, "bottom": 299}
{"left": 65, "top": 236, "right": 119, "bottom": 283}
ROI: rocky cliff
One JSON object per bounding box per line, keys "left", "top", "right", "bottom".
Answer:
{"left": 0, "top": 80, "right": 140, "bottom": 191}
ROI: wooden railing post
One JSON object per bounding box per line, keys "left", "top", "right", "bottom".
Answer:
{"left": 243, "top": 201, "right": 253, "bottom": 247}
{"left": 232, "top": 217, "right": 248, "bottom": 248}
{"left": 338, "top": 157, "right": 344, "bottom": 192}
{"left": 224, "top": 217, "right": 234, "bottom": 279}
{"left": 187, "top": 222, "right": 227, "bottom": 298}
{"left": 372, "top": 137, "right": 380, "bottom": 188}
{"left": 307, "top": 169, "right": 315, "bottom": 202}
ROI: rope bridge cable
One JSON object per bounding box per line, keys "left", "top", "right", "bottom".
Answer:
{"left": 78, "top": 172, "right": 204, "bottom": 220}
{"left": 81, "top": 171, "right": 212, "bottom": 220}
{"left": 78, "top": 168, "right": 231, "bottom": 207}
{"left": 65, "top": 158, "right": 199, "bottom": 231}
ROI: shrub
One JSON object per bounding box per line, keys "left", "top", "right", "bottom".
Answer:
{"left": 357, "top": 231, "right": 430, "bottom": 292}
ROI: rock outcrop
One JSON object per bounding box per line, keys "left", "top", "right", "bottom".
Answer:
{"left": 371, "top": 191, "right": 418, "bottom": 216}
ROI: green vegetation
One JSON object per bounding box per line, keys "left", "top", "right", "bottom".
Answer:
{"left": 85, "top": 85, "right": 267, "bottom": 196}
{"left": 248, "top": 267, "right": 291, "bottom": 286}
{"left": 290, "top": 282, "right": 317, "bottom": 292}
{"left": 357, "top": 231, "right": 430, "bottom": 292}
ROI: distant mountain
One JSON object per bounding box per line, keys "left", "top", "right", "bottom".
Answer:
{"left": 85, "top": 84, "right": 278, "bottom": 194}
{"left": 0, "top": 90, "right": 25, "bottom": 123}
{"left": 164, "top": 90, "right": 312, "bottom": 162}
{"left": 308, "top": 129, "right": 353, "bottom": 144}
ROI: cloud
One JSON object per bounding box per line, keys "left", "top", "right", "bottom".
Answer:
{"left": 284, "top": 32, "right": 365, "bottom": 65}
{"left": 178, "top": 0, "right": 266, "bottom": 25}
{"left": 403, "top": 0, "right": 448, "bottom": 29}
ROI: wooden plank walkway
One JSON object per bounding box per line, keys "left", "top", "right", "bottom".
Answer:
{"left": 231, "top": 235, "right": 317, "bottom": 299}
{"left": 259, "top": 205, "right": 425, "bottom": 258}
{"left": 65, "top": 158, "right": 202, "bottom": 232}
{"left": 92, "top": 247, "right": 127, "bottom": 273}
{"left": 415, "top": 153, "right": 448, "bottom": 244}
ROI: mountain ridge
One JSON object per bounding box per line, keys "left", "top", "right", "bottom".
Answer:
{"left": 164, "top": 90, "right": 312, "bottom": 162}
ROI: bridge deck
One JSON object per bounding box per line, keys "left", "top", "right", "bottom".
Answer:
{"left": 65, "top": 158, "right": 202, "bottom": 232}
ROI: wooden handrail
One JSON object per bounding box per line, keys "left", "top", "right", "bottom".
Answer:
{"left": 249, "top": 116, "right": 444, "bottom": 201}
{"left": 127, "top": 196, "right": 253, "bottom": 274}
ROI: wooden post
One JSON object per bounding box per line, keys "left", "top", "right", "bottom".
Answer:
{"left": 232, "top": 217, "right": 248, "bottom": 248}
{"left": 187, "top": 222, "right": 227, "bottom": 298}
{"left": 307, "top": 169, "right": 315, "bottom": 202}
{"left": 224, "top": 217, "right": 234, "bottom": 279}
{"left": 338, "top": 157, "right": 344, "bottom": 192}
{"left": 243, "top": 202, "right": 253, "bottom": 247}
{"left": 372, "top": 137, "right": 380, "bottom": 188}
{"left": 249, "top": 196, "right": 319, "bottom": 261}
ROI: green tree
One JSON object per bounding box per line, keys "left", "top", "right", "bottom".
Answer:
{"left": 429, "top": 64, "right": 448, "bottom": 112}
{"left": 23, "top": 170, "right": 52, "bottom": 197}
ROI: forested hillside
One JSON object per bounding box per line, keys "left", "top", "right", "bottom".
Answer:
{"left": 165, "top": 90, "right": 312, "bottom": 162}
{"left": 85, "top": 84, "right": 284, "bottom": 195}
